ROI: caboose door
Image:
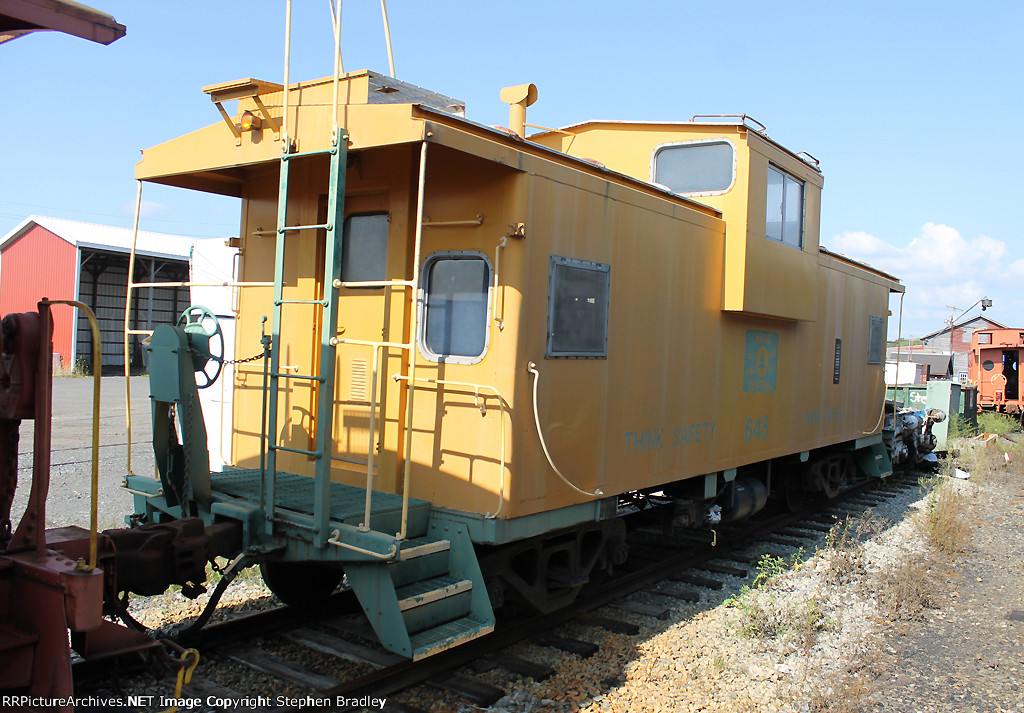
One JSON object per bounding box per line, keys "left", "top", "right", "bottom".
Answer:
{"left": 1002, "top": 350, "right": 1019, "bottom": 401}
{"left": 982, "top": 349, "right": 1007, "bottom": 404}
{"left": 323, "top": 191, "right": 404, "bottom": 494}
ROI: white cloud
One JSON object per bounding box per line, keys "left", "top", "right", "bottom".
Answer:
{"left": 828, "top": 223, "right": 1022, "bottom": 338}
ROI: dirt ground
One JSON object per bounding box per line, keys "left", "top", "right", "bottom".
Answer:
{"left": 9, "top": 376, "right": 155, "bottom": 531}
{"left": 866, "top": 458, "right": 1024, "bottom": 712}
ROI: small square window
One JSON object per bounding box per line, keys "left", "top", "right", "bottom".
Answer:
{"left": 546, "top": 256, "right": 610, "bottom": 358}
{"left": 341, "top": 213, "right": 388, "bottom": 286}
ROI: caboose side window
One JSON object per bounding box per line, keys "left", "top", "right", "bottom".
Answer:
{"left": 546, "top": 256, "right": 611, "bottom": 358}
{"left": 766, "top": 165, "right": 804, "bottom": 248}
{"left": 652, "top": 140, "right": 735, "bottom": 195}
{"left": 341, "top": 213, "right": 389, "bottom": 286}
{"left": 420, "top": 252, "right": 491, "bottom": 364}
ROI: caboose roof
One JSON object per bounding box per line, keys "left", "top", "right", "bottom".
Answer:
{"left": 527, "top": 117, "right": 823, "bottom": 175}
{"left": 135, "top": 72, "right": 722, "bottom": 219}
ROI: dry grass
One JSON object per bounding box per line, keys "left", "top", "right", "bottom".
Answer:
{"left": 918, "top": 480, "right": 971, "bottom": 556}
{"left": 806, "top": 632, "right": 889, "bottom": 713}
{"left": 875, "top": 554, "right": 945, "bottom": 621}
{"left": 947, "top": 432, "right": 1024, "bottom": 487}
{"left": 819, "top": 512, "right": 887, "bottom": 587}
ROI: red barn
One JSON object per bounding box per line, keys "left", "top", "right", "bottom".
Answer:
{"left": 0, "top": 216, "right": 198, "bottom": 372}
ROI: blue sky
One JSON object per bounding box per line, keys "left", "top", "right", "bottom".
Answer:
{"left": 3, "top": 0, "right": 1021, "bottom": 338}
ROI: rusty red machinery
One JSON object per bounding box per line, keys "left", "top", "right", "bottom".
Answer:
{"left": 0, "top": 302, "right": 199, "bottom": 710}
{"left": 968, "top": 328, "right": 1024, "bottom": 417}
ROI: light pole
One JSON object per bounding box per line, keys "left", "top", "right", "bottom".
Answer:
{"left": 945, "top": 297, "right": 993, "bottom": 380}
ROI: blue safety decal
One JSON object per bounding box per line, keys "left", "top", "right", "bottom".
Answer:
{"left": 743, "top": 330, "right": 778, "bottom": 393}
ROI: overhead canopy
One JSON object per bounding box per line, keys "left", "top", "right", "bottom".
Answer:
{"left": 0, "top": 0, "right": 125, "bottom": 45}
{"left": 888, "top": 349, "right": 951, "bottom": 373}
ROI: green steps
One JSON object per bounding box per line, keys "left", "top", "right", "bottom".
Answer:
{"left": 410, "top": 615, "right": 494, "bottom": 661}
{"left": 395, "top": 574, "right": 472, "bottom": 611}
{"left": 343, "top": 520, "right": 494, "bottom": 659}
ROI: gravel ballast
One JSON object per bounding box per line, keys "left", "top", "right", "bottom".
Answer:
{"left": 9, "top": 378, "right": 1024, "bottom": 712}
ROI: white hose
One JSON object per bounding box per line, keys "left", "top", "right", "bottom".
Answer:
{"left": 527, "top": 361, "right": 604, "bottom": 497}
{"left": 866, "top": 291, "right": 904, "bottom": 435}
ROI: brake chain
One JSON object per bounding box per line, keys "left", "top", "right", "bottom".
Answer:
{"left": 189, "top": 349, "right": 266, "bottom": 366}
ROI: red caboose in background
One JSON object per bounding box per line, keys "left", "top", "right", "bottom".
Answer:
{"left": 969, "top": 329, "right": 1024, "bottom": 415}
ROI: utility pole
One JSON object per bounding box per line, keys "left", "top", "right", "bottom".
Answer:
{"left": 944, "top": 297, "right": 993, "bottom": 381}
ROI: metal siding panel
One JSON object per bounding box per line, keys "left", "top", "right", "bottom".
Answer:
{"left": 0, "top": 225, "right": 77, "bottom": 366}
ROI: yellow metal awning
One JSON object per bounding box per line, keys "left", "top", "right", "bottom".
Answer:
{"left": 0, "top": 0, "right": 125, "bottom": 45}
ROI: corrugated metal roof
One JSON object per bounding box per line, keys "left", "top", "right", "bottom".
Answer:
{"left": 0, "top": 215, "right": 205, "bottom": 261}
{"left": 918, "top": 315, "right": 1007, "bottom": 342}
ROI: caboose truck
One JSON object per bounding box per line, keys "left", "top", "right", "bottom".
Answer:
{"left": 115, "top": 64, "right": 904, "bottom": 660}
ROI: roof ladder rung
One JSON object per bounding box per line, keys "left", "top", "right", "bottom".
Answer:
{"left": 279, "top": 223, "right": 330, "bottom": 233}
{"left": 282, "top": 147, "right": 339, "bottom": 160}
{"left": 276, "top": 299, "right": 330, "bottom": 306}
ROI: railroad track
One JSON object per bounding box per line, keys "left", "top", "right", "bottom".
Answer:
{"left": 74, "top": 471, "right": 929, "bottom": 712}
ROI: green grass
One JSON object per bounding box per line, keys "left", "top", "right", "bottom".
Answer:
{"left": 977, "top": 411, "right": 1019, "bottom": 434}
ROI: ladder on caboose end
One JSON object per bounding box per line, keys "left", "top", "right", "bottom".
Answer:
{"left": 257, "top": 0, "right": 495, "bottom": 660}
{"left": 262, "top": 135, "right": 346, "bottom": 548}
{"left": 261, "top": 0, "right": 422, "bottom": 551}
{"left": 261, "top": 0, "right": 348, "bottom": 549}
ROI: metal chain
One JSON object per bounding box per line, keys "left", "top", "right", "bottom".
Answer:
{"left": 190, "top": 349, "right": 266, "bottom": 366}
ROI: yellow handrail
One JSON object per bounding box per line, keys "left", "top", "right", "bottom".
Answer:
{"left": 42, "top": 300, "right": 101, "bottom": 571}
{"left": 393, "top": 374, "right": 508, "bottom": 518}
{"left": 398, "top": 141, "right": 428, "bottom": 540}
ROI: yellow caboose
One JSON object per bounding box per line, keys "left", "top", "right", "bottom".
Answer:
{"left": 125, "top": 68, "right": 901, "bottom": 659}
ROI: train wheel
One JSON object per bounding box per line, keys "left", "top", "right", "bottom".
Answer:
{"left": 806, "top": 453, "right": 854, "bottom": 499}
{"left": 781, "top": 472, "right": 805, "bottom": 512}
{"left": 260, "top": 561, "right": 344, "bottom": 607}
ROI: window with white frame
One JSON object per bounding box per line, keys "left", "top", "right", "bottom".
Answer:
{"left": 766, "top": 165, "right": 804, "bottom": 249}
{"left": 420, "top": 252, "right": 491, "bottom": 364}
{"left": 652, "top": 140, "right": 735, "bottom": 195}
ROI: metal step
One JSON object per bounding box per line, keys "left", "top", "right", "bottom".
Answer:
{"left": 388, "top": 541, "right": 452, "bottom": 588}
{"left": 398, "top": 537, "right": 451, "bottom": 561}
{"left": 396, "top": 575, "right": 472, "bottom": 612}
{"left": 410, "top": 615, "right": 493, "bottom": 661}
{"left": 402, "top": 587, "right": 473, "bottom": 635}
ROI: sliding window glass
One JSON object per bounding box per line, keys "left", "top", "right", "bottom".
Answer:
{"left": 766, "top": 166, "right": 804, "bottom": 249}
